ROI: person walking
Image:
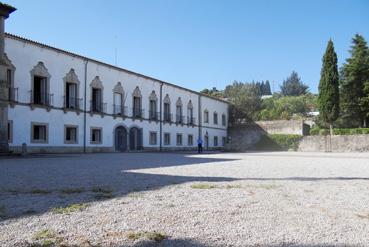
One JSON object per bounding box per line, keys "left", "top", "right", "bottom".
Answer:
{"left": 197, "top": 136, "right": 203, "bottom": 153}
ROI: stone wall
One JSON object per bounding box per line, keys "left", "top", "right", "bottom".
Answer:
{"left": 299, "top": 135, "right": 369, "bottom": 152}
{"left": 255, "top": 120, "right": 310, "bottom": 135}
{"left": 225, "top": 123, "right": 265, "bottom": 151}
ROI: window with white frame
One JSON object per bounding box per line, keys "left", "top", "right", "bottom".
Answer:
{"left": 31, "top": 122, "right": 48, "bottom": 143}
{"left": 213, "top": 112, "right": 218, "bottom": 125}
{"left": 90, "top": 127, "right": 102, "bottom": 144}
{"left": 176, "top": 133, "right": 183, "bottom": 146}
{"left": 164, "top": 133, "right": 170, "bottom": 145}
{"left": 149, "top": 132, "right": 157, "bottom": 145}
{"left": 204, "top": 110, "right": 209, "bottom": 123}
{"left": 188, "top": 134, "right": 193, "bottom": 146}
{"left": 65, "top": 125, "right": 78, "bottom": 144}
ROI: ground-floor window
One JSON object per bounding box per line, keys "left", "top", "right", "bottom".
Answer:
{"left": 31, "top": 122, "right": 48, "bottom": 143}
{"left": 149, "top": 131, "right": 157, "bottom": 145}
{"left": 188, "top": 134, "right": 193, "bottom": 146}
{"left": 164, "top": 133, "right": 170, "bottom": 145}
{"left": 8, "top": 120, "right": 13, "bottom": 143}
{"left": 90, "top": 127, "right": 102, "bottom": 144}
{"left": 222, "top": 136, "right": 226, "bottom": 146}
{"left": 214, "top": 136, "right": 218, "bottom": 147}
{"left": 64, "top": 125, "right": 78, "bottom": 144}
{"left": 176, "top": 133, "right": 182, "bottom": 146}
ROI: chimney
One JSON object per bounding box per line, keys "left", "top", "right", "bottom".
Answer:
{"left": 0, "top": 2, "right": 15, "bottom": 153}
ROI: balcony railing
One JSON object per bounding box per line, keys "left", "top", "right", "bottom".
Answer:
{"left": 163, "top": 112, "right": 172, "bottom": 122}
{"left": 8, "top": 87, "right": 18, "bottom": 102}
{"left": 64, "top": 96, "right": 82, "bottom": 110}
{"left": 132, "top": 108, "right": 144, "bottom": 118}
{"left": 30, "top": 91, "right": 53, "bottom": 106}
{"left": 149, "top": 110, "right": 159, "bottom": 120}
{"left": 176, "top": 115, "right": 185, "bottom": 124}
{"left": 90, "top": 101, "right": 107, "bottom": 113}
{"left": 187, "top": 116, "right": 196, "bottom": 125}
{"left": 113, "top": 105, "right": 128, "bottom": 116}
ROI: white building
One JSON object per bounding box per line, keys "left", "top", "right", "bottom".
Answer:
{"left": 0, "top": 5, "right": 229, "bottom": 153}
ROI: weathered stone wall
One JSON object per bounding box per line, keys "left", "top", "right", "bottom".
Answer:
{"left": 299, "top": 135, "right": 369, "bottom": 152}
{"left": 255, "top": 120, "right": 310, "bottom": 135}
{"left": 225, "top": 123, "right": 265, "bottom": 151}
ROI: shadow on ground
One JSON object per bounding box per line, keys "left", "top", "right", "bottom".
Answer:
{"left": 131, "top": 239, "right": 358, "bottom": 247}
{"left": 0, "top": 152, "right": 239, "bottom": 220}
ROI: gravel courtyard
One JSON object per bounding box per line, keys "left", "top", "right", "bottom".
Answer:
{"left": 1, "top": 152, "right": 369, "bottom": 247}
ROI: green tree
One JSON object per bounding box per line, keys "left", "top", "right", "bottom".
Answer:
{"left": 224, "top": 81, "right": 262, "bottom": 122}
{"left": 264, "top": 80, "right": 272, "bottom": 95}
{"left": 340, "top": 34, "right": 369, "bottom": 127}
{"left": 280, "top": 71, "right": 309, "bottom": 96}
{"left": 318, "top": 39, "right": 339, "bottom": 130}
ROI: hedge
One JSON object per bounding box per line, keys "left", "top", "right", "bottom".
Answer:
{"left": 255, "top": 134, "right": 303, "bottom": 151}
{"left": 310, "top": 127, "right": 369, "bottom": 136}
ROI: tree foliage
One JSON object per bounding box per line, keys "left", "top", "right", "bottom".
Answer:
{"left": 318, "top": 39, "right": 339, "bottom": 126}
{"left": 340, "top": 34, "right": 369, "bottom": 127}
{"left": 280, "top": 71, "right": 309, "bottom": 96}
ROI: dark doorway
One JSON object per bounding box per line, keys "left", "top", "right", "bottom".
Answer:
{"left": 129, "top": 127, "right": 143, "bottom": 151}
{"left": 115, "top": 126, "right": 127, "bottom": 152}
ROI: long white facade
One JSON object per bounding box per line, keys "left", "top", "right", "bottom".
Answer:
{"left": 4, "top": 33, "right": 228, "bottom": 153}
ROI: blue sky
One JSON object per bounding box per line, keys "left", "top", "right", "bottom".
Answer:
{"left": 4, "top": 0, "right": 369, "bottom": 93}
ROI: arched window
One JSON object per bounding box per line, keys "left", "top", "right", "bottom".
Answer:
{"left": 132, "top": 86, "right": 142, "bottom": 118}
{"left": 30, "top": 62, "right": 51, "bottom": 106}
{"left": 163, "top": 94, "right": 171, "bottom": 122}
{"left": 149, "top": 90, "right": 158, "bottom": 120}
{"left": 63, "top": 68, "right": 80, "bottom": 109}
{"left": 213, "top": 111, "right": 218, "bottom": 125}
{"left": 187, "top": 100, "right": 194, "bottom": 125}
{"left": 90, "top": 76, "right": 104, "bottom": 113}
{"left": 176, "top": 97, "right": 183, "bottom": 124}
{"left": 113, "top": 82, "right": 124, "bottom": 115}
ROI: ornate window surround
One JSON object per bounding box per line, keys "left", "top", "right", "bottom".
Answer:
{"left": 30, "top": 61, "right": 51, "bottom": 110}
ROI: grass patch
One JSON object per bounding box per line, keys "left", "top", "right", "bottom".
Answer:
{"left": 60, "top": 187, "right": 85, "bottom": 194}
{"left": 31, "top": 229, "right": 62, "bottom": 247}
{"left": 0, "top": 205, "right": 6, "bottom": 218}
{"left": 51, "top": 203, "right": 88, "bottom": 214}
{"left": 225, "top": 184, "right": 242, "bottom": 189}
{"left": 29, "top": 189, "right": 52, "bottom": 195}
{"left": 127, "top": 231, "right": 166, "bottom": 242}
{"left": 91, "top": 187, "right": 113, "bottom": 194}
{"left": 190, "top": 183, "right": 218, "bottom": 189}
{"left": 244, "top": 184, "right": 282, "bottom": 190}
{"left": 127, "top": 192, "right": 144, "bottom": 198}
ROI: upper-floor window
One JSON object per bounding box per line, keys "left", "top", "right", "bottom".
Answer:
{"left": 149, "top": 91, "right": 158, "bottom": 120}
{"left": 31, "top": 62, "right": 52, "bottom": 106}
{"left": 163, "top": 94, "right": 171, "bottom": 122}
{"left": 132, "top": 86, "right": 142, "bottom": 118}
{"left": 64, "top": 69, "right": 80, "bottom": 110}
{"left": 213, "top": 112, "right": 218, "bottom": 125}
{"left": 5, "top": 54, "right": 17, "bottom": 102}
{"left": 204, "top": 110, "right": 209, "bottom": 123}
{"left": 176, "top": 97, "right": 183, "bottom": 124}
{"left": 187, "top": 100, "right": 194, "bottom": 125}
{"left": 90, "top": 76, "right": 104, "bottom": 113}
{"left": 222, "top": 114, "right": 226, "bottom": 126}
{"left": 113, "top": 82, "right": 124, "bottom": 116}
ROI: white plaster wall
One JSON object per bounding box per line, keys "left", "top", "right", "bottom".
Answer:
{"left": 5, "top": 36, "right": 228, "bottom": 151}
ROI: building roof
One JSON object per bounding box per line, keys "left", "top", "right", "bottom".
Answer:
{"left": 5, "top": 33, "right": 229, "bottom": 104}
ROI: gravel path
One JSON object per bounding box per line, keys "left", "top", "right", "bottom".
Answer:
{"left": 1, "top": 152, "right": 369, "bottom": 246}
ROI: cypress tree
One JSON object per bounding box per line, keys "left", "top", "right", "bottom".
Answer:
{"left": 340, "top": 34, "right": 369, "bottom": 127}
{"left": 265, "top": 80, "right": 272, "bottom": 95}
{"left": 318, "top": 39, "right": 339, "bottom": 130}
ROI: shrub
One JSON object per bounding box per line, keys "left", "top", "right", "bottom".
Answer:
{"left": 255, "top": 134, "right": 302, "bottom": 151}
{"left": 311, "top": 127, "right": 369, "bottom": 135}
